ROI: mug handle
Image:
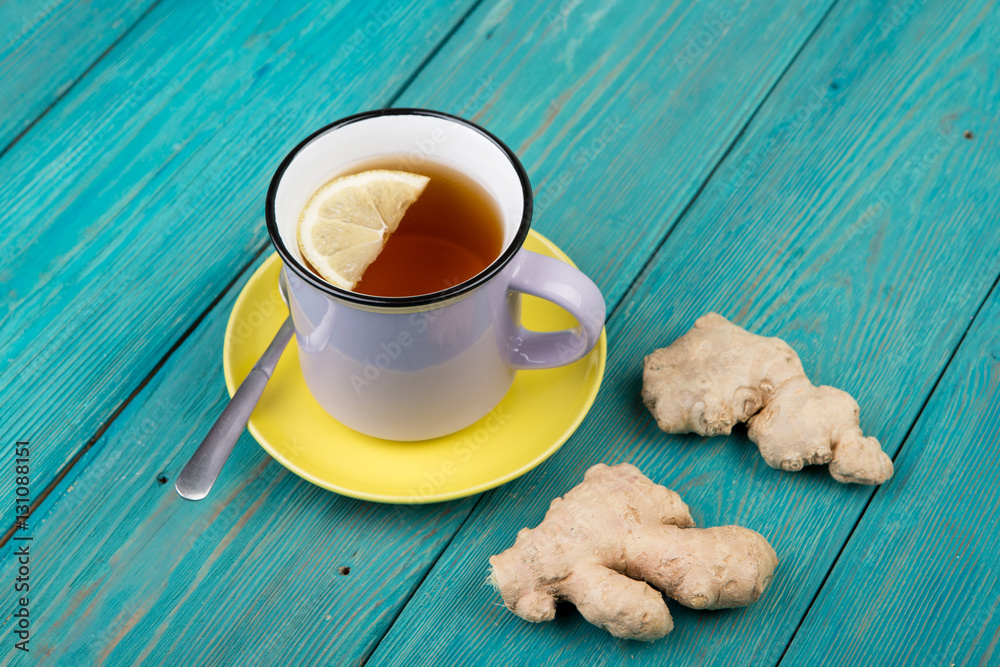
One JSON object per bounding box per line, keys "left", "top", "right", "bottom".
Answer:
{"left": 506, "top": 249, "right": 606, "bottom": 370}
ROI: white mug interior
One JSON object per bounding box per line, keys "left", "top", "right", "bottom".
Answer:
{"left": 272, "top": 112, "right": 527, "bottom": 282}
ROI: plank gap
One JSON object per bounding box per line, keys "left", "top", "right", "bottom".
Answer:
{"left": 776, "top": 266, "right": 1000, "bottom": 666}
{"left": 357, "top": 2, "right": 850, "bottom": 650}
{"left": 383, "top": 0, "right": 490, "bottom": 109}
{"left": 0, "top": 0, "right": 167, "bottom": 162}
{"left": 613, "top": 0, "right": 845, "bottom": 317}
{"left": 0, "top": 241, "right": 269, "bottom": 548}
{"left": 0, "top": 0, "right": 493, "bottom": 548}
{"left": 358, "top": 494, "right": 481, "bottom": 666}
{"left": 360, "top": 0, "right": 904, "bottom": 658}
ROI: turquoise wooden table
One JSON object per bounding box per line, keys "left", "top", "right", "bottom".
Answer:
{"left": 2, "top": 0, "right": 998, "bottom": 664}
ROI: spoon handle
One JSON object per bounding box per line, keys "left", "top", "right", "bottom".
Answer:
{"left": 175, "top": 317, "right": 295, "bottom": 500}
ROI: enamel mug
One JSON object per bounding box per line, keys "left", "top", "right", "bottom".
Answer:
{"left": 266, "top": 109, "right": 606, "bottom": 441}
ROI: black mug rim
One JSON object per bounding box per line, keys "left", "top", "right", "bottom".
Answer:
{"left": 265, "top": 108, "right": 534, "bottom": 308}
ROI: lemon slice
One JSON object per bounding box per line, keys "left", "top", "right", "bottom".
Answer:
{"left": 297, "top": 169, "right": 430, "bottom": 289}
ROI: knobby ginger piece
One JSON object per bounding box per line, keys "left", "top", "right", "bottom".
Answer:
{"left": 642, "top": 313, "right": 893, "bottom": 484}
{"left": 488, "top": 463, "right": 777, "bottom": 642}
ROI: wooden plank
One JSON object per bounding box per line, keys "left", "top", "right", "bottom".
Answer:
{"left": 0, "top": 0, "right": 844, "bottom": 660}
{"left": 0, "top": 0, "right": 479, "bottom": 496}
{"left": 368, "top": 0, "right": 1000, "bottom": 664}
{"left": 393, "top": 0, "right": 838, "bottom": 310}
{"left": 779, "top": 285, "right": 1000, "bottom": 665}
{"left": 0, "top": 0, "right": 157, "bottom": 150}
{"left": 0, "top": 254, "right": 479, "bottom": 665}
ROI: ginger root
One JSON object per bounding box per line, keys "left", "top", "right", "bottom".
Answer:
{"left": 488, "top": 463, "right": 777, "bottom": 642}
{"left": 642, "top": 313, "right": 893, "bottom": 484}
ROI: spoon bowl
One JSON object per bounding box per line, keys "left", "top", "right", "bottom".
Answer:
{"left": 175, "top": 270, "right": 295, "bottom": 500}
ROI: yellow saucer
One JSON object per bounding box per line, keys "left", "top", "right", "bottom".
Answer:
{"left": 223, "top": 231, "right": 606, "bottom": 503}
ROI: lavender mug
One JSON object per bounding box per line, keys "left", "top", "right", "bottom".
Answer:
{"left": 266, "top": 109, "right": 606, "bottom": 441}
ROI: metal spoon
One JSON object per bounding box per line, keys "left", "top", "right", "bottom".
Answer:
{"left": 175, "top": 272, "right": 294, "bottom": 501}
